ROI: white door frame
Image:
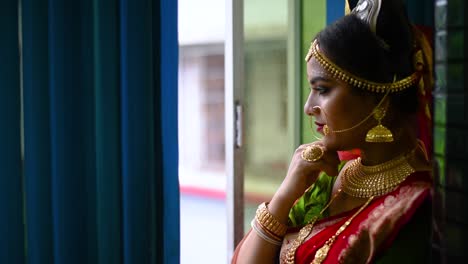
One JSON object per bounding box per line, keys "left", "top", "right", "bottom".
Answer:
{"left": 225, "top": 0, "right": 245, "bottom": 261}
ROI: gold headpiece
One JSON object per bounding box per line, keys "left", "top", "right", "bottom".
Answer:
{"left": 305, "top": 40, "right": 422, "bottom": 93}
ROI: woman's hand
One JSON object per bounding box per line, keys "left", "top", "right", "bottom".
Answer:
{"left": 272, "top": 141, "right": 341, "bottom": 210}
{"left": 232, "top": 142, "right": 340, "bottom": 264}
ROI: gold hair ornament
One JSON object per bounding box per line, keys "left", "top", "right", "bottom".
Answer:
{"left": 310, "top": 48, "right": 426, "bottom": 141}
{"left": 351, "top": 0, "right": 382, "bottom": 33}
{"left": 305, "top": 40, "right": 422, "bottom": 93}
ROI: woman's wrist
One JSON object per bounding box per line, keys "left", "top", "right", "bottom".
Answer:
{"left": 266, "top": 192, "right": 296, "bottom": 226}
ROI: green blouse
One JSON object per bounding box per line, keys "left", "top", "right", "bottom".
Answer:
{"left": 288, "top": 171, "right": 337, "bottom": 227}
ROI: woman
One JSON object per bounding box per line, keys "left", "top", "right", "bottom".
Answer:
{"left": 232, "top": 0, "right": 433, "bottom": 263}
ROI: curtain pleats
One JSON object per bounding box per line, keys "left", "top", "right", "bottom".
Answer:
{"left": 22, "top": 1, "right": 53, "bottom": 263}
{"left": 0, "top": 1, "right": 25, "bottom": 263}
{"left": 48, "top": 1, "right": 94, "bottom": 262}
{"left": 92, "top": 0, "right": 123, "bottom": 263}
{"left": 159, "top": 0, "right": 180, "bottom": 262}
{"left": 119, "top": 0, "right": 156, "bottom": 263}
{"left": 1, "top": 0, "right": 179, "bottom": 263}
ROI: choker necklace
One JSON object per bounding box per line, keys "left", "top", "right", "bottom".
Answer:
{"left": 341, "top": 151, "right": 415, "bottom": 198}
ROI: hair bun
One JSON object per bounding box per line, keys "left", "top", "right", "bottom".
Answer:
{"left": 349, "top": 0, "right": 413, "bottom": 55}
{"left": 348, "top": 0, "right": 413, "bottom": 76}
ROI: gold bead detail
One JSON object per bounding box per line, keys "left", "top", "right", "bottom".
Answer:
{"left": 307, "top": 40, "right": 421, "bottom": 94}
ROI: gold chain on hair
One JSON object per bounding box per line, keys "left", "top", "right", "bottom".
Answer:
{"left": 305, "top": 40, "right": 421, "bottom": 93}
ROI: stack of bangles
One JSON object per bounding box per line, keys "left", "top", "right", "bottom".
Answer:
{"left": 251, "top": 202, "right": 288, "bottom": 246}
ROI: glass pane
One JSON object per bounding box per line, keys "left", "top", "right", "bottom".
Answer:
{"left": 243, "top": 0, "right": 291, "bottom": 231}
{"left": 178, "top": 0, "right": 226, "bottom": 263}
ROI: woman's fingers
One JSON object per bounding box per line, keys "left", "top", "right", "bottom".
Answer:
{"left": 297, "top": 142, "right": 340, "bottom": 176}
{"left": 280, "top": 141, "right": 341, "bottom": 201}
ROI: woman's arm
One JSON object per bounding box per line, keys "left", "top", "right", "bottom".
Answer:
{"left": 232, "top": 142, "right": 340, "bottom": 264}
{"left": 233, "top": 193, "right": 298, "bottom": 263}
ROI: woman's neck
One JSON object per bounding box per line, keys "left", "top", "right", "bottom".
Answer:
{"left": 359, "top": 127, "right": 417, "bottom": 166}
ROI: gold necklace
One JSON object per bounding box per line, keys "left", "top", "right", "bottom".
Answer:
{"left": 284, "top": 190, "right": 374, "bottom": 264}
{"left": 284, "top": 150, "right": 416, "bottom": 263}
{"left": 341, "top": 152, "right": 415, "bottom": 198}
{"left": 284, "top": 189, "right": 342, "bottom": 264}
{"left": 311, "top": 196, "right": 374, "bottom": 264}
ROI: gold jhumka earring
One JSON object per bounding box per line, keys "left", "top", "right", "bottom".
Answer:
{"left": 365, "top": 102, "right": 394, "bottom": 142}
{"left": 305, "top": 39, "right": 422, "bottom": 143}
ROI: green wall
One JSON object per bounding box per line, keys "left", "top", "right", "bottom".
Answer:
{"left": 300, "top": 0, "right": 326, "bottom": 144}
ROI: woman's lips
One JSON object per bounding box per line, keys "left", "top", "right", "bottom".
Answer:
{"left": 315, "top": 121, "right": 325, "bottom": 133}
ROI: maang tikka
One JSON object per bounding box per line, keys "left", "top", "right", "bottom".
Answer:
{"left": 365, "top": 101, "right": 394, "bottom": 142}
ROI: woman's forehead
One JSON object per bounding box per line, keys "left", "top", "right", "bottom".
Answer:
{"left": 306, "top": 57, "right": 351, "bottom": 88}
{"left": 307, "top": 57, "right": 334, "bottom": 82}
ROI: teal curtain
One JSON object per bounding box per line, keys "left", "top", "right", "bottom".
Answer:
{"left": 0, "top": 1, "right": 24, "bottom": 263}
{"left": 0, "top": 0, "right": 179, "bottom": 263}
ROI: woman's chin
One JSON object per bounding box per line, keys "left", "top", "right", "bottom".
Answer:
{"left": 321, "top": 137, "right": 334, "bottom": 149}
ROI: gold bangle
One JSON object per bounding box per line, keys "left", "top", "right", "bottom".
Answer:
{"left": 255, "top": 202, "right": 288, "bottom": 238}
{"left": 254, "top": 218, "right": 283, "bottom": 241}
{"left": 251, "top": 220, "right": 283, "bottom": 246}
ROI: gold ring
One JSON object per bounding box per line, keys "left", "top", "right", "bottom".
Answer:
{"left": 301, "top": 144, "right": 324, "bottom": 162}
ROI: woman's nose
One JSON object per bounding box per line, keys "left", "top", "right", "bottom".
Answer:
{"left": 304, "top": 102, "right": 320, "bottom": 116}
{"left": 304, "top": 91, "right": 318, "bottom": 116}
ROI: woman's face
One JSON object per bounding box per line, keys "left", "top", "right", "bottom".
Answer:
{"left": 304, "top": 57, "right": 376, "bottom": 151}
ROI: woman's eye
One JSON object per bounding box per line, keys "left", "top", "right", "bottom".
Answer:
{"left": 312, "top": 86, "right": 329, "bottom": 94}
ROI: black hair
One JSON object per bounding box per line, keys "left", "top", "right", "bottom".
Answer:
{"left": 315, "top": 0, "right": 419, "bottom": 114}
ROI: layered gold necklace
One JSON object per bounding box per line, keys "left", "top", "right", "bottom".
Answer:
{"left": 284, "top": 150, "right": 415, "bottom": 264}
{"left": 341, "top": 152, "right": 415, "bottom": 198}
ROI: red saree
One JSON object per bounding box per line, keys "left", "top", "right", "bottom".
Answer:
{"left": 231, "top": 170, "right": 432, "bottom": 263}
{"left": 279, "top": 171, "right": 432, "bottom": 264}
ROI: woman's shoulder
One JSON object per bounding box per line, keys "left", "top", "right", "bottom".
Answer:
{"left": 375, "top": 194, "right": 432, "bottom": 263}
{"left": 335, "top": 174, "right": 432, "bottom": 263}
